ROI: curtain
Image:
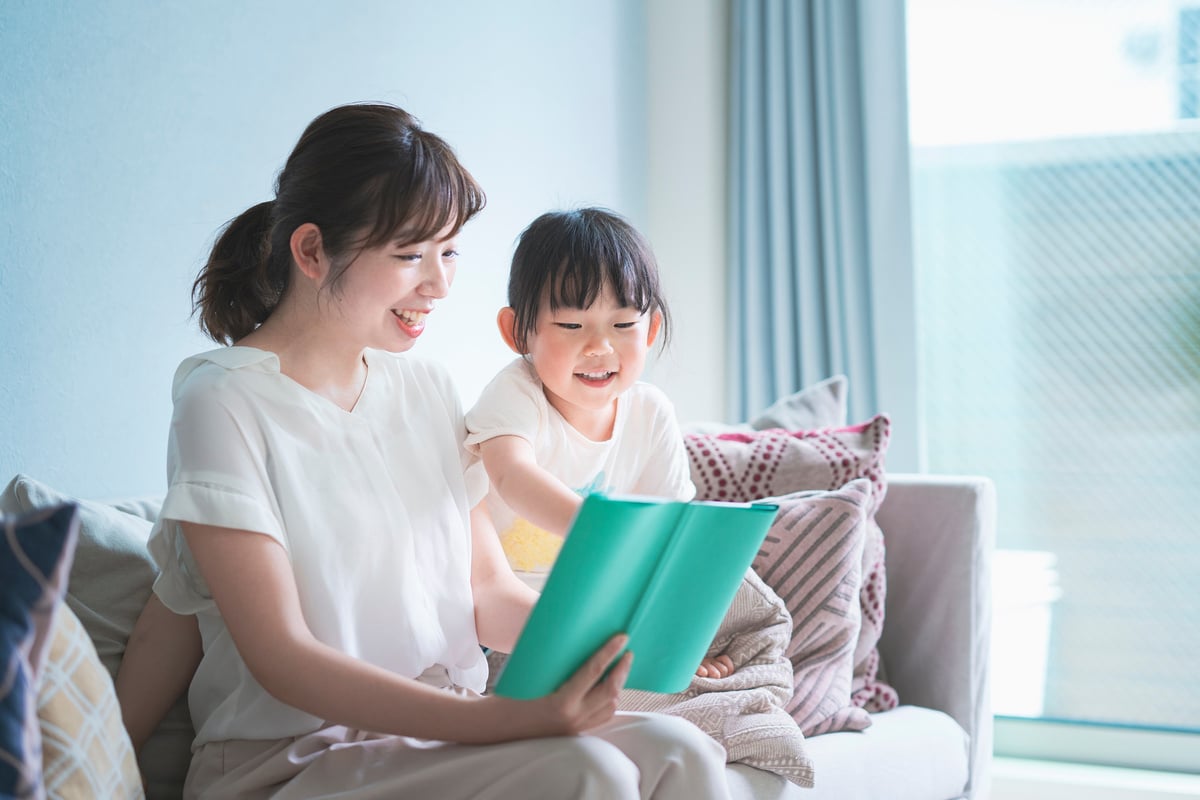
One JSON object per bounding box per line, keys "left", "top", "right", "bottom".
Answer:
{"left": 728, "top": 0, "right": 917, "bottom": 442}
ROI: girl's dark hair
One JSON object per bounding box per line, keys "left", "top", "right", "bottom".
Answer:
{"left": 193, "top": 103, "right": 486, "bottom": 344}
{"left": 507, "top": 207, "right": 671, "bottom": 352}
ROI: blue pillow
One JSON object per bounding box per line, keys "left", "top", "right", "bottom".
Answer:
{"left": 0, "top": 503, "right": 79, "bottom": 798}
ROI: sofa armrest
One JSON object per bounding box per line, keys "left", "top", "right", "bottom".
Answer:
{"left": 876, "top": 473, "right": 995, "bottom": 800}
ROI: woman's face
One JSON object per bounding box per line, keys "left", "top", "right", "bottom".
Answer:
{"left": 331, "top": 223, "right": 460, "bottom": 353}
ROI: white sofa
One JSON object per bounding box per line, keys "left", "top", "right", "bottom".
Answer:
{"left": 727, "top": 473, "right": 995, "bottom": 800}
{"left": 3, "top": 470, "right": 993, "bottom": 799}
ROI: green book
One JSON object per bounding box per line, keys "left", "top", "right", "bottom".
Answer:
{"left": 493, "top": 493, "right": 778, "bottom": 699}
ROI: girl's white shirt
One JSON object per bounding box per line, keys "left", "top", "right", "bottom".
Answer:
{"left": 464, "top": 357, "right": 696, "bottom": 538}
{"left": 149, "top": 346, "right": 488, "bottom": 745}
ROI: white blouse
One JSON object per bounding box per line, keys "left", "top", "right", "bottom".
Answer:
{"left": 148, "top": 346, "right": 488, "bottom": 745}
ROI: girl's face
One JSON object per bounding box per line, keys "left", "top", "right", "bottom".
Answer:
{"left": 522, "top": 281, "right": 661, "bottom": 440}
{"left": 332, "top": 225, "right": 459, "bottom": 353}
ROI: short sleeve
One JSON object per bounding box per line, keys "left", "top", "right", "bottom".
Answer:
{"left": 631, "top": 387, "right": 697, "bottom": 502}
{"left": 464, "top": 359, "right": 545, "bottom": 453}
{"left": 148, "top": 365, "right": 285, "bottom": 614}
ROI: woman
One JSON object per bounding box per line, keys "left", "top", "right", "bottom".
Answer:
{"left": 123, "top": 102, "right": 730, "bottom": 799}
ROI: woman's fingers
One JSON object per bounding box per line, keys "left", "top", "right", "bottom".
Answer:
{"left": 557, "top": 633, "right": 628, "bottom": 697}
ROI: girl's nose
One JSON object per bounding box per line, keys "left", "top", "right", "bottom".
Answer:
{"left": 583, "top": 335, "right": 613, "bottom": 357}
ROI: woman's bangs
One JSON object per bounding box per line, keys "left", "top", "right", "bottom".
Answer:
{"left": 365, "top": 143, "right": 484, "bottom": 247}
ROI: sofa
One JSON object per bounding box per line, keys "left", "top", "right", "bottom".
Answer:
{"left": 1, "top": 379, "right": 995, "bottom": 800}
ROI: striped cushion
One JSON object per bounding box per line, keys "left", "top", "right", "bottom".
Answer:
{"left": 755, "top": 480, "right": 873, "bottom": 735}
{"left": 0, "top": 503, "right": 79, "bottom": 799}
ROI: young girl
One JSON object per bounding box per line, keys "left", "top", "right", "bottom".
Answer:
{"left": 120, "top": 104, "right": 732, "bottom": 799}
{"left": 465, "top": 208, "right": 734, "bottom": 680}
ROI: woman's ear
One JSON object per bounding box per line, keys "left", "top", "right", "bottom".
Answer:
{"left": 496, "top": 307, "right": 524, "bottom": 354}
{"left": 646, "top": 310, "right": 663, "bottom": 347}
{"left": 289, "top": 223, "right": 327, "bottom": 283}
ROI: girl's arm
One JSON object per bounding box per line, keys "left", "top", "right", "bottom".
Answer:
{"left": 181, "top": 521, "right": 631, "bottom": 743}
{"left": 115, "top": 594, "right": 202, "bottom": 753}
{"left": 477, "top": 435, "right": 582, "bottom": 536}
{"left": 468, "top": 502, "right": 539, "bottom": 652}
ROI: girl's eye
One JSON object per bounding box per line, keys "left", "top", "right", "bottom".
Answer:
{"left": 553, "top": 323, "right": 582, "bottom": 330}
{"left": 614, "top": 322, "right": 639, "bottom": 329}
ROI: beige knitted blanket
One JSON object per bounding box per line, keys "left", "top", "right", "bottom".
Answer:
{"left": 616, "top": 570, "right": 814, "bottom": 787}
{"left": 486, "top": 571, "right": 812, "bottom": 786}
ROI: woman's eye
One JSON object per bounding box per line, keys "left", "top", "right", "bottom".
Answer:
{"left": 442, "top": 249, "right": 460, "bottom": 259}
{"left": 394, "top": 253, "right": 421, "bottom": 263}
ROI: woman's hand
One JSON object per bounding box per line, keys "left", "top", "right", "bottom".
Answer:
{"left": 480, "top": 633, "right": 633, "bottom": 740}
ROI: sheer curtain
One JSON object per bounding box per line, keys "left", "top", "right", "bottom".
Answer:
{"left": 728, "top": 0, "right": 918, "bottom": 467}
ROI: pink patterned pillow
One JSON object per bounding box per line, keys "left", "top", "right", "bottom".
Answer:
{"left": 685, "top": 415, "right": 899, "bottom": 717}
{"left": 756, "top": 479, "right": 872, "bottom": 735}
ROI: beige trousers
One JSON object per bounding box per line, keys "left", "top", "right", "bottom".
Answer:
{"left": 184, "top": 712, "right": 731, "bottom": 800}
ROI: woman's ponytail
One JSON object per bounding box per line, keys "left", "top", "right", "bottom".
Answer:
{"left": 191, "top": 200, "right": 284, "bottom": 345}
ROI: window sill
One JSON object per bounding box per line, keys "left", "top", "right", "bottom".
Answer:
{"left": 993, "top": 757, "right": 1200, "bottom": 800}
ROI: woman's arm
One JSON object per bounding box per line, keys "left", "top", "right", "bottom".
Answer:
{"left": 468, "top": 502, "right": 539, "bottom": 652}
{"left": 477, "top": 435, "right": 582, "bottom": 536}
{"left": 115, "top": 594, "right": 202, "bottom": 753}
{"left": 182, "top": 521, "right": 630, "bottom": 742}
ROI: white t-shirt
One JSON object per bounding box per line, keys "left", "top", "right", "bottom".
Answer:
{"left": 464, "top": 358, "right": 695, "bottom": 541}
{"left": 148, "top": 346, "right": 489, "bottom": 745}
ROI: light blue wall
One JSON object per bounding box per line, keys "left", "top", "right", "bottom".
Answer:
{"left": 0, "top": 0, "right": 648, "bottom": 498}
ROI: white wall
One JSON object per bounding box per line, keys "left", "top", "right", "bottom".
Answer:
{"left": 643, "top": 0, "right": 730, "bottom": 425}
{"left": 0, "top": 0, "right": 654, "bottom": 497}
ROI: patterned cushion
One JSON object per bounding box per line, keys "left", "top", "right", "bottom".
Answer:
{"left": 1, "top": 503, "right": 80, "bottom": 799}
{"left": 755, "top": 480, "right": 871, "bottom": 735}
{"left": 684, "top": 415, "right": 899, "bottom": 716}
{"left": 38, "top": 602, "right": 142, "bottom": 799}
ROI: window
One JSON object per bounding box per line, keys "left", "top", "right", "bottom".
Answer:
{"left": 906, "top": 0, "right": 1200, "bottom": 772}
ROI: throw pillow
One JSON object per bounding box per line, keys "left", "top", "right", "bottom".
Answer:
{"left": 681, "top": 374, "right": 849, "bottom": 435}
{"left": 0, "top": 476, "right": 190, "bottom": 800}
{"left": 749, "top": 374, "right": 848, "bottom": 432}
{"left": 684, "top": 415, "right": 898, "bottom": 715}
{"left": 754, "top": 480, "right": 871, "bottom": 736}
{"left": 1, "top": 503, "right": 80, "bottom": 799}
{"left": 0, "top": 475, "right": 160, "bottom": 680}
{"left": 38, "top": 601, "right": 142, "bottom": 799}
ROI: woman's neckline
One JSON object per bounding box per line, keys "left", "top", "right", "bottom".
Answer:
{"left": 227, "top": 344, "right": 372, "bottom": 415}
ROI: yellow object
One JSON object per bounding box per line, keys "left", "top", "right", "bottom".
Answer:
{"left": 500, "top": 518, "right": 563, "bottom": 572}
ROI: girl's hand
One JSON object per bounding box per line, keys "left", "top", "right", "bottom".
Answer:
{"left": 695, "top": 654, "right": 734, "bottom": 679}
{"left": 487, "top": 633, "right": 633, "bottom": 740}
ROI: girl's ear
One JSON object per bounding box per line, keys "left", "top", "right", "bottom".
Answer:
{"left": 646, "top": 310, "right": 663, "bottom": 347}
{"left": 497, "top": 307, "right": 524, "bottom": 354}
{"left": 289, "top": 223, "right": 327, "bottom": 283}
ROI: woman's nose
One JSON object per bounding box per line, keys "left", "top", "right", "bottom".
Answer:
{"left": 420, "top": 259, "right": 450, "bottom": 298}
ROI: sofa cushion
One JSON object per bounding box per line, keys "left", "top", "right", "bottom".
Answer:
{"left": 755, "top": 480, "right": 872, "bottom": 736}
{"left": 684, "top": 416, "right": 898, "bottom": 715}
{"left": 0, "top": 475, "right": 160, "bottom": 680}
{"left": 1, "top": 503, "right": 79, "bottom": 799}
{"left": 38, "top": 601, "right": 142, "bottom": 798}
{"left": 1, "top": 475, "right": 188, "bottom": 800}
{"left": 725, "top": 705, "right": 969, "bottom": 800}
{"left": 682, "top": 375, "right": 848, "bottom": 435}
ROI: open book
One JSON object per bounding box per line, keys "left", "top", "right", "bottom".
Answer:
{"left": 493, "top": 493, "right": 778, "bottom": 699}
